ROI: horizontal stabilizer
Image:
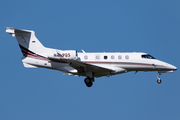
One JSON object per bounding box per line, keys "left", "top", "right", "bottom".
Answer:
{"left": 6, "top": 27, "right": 32, "bottom": 37}
{"left": 6, "top": 27, "right": 15, "bottom": 36}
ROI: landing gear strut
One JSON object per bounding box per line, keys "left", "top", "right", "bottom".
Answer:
{"left": 157, "top": 73, "right": 162, "bottom": 84}
{"left": 84, "top": 77, "right": 93, "bottom": 87}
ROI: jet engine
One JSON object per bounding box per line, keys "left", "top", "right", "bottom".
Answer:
{"left": 48, "top": 49, "right": 78, "bottom": 60}
{"left": 57, "top": 50, "right": 78, "bottom": 60}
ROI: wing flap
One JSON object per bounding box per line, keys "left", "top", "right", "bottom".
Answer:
{"left": 48, "top": 57, "right": 127, "bottom": 77}
{"left": 49, "top": 57, "right": 113, "bottom": 76}
{"left": 61, "top": 58, "right": 112, "bottom": 73}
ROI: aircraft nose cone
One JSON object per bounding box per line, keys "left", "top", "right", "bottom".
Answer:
{"left": 168, "top": 64, "right": 177, "bottom": 71}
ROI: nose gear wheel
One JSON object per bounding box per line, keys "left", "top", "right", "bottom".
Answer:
{"left": 157, "top": 73, "right": 162, "bottom": 84}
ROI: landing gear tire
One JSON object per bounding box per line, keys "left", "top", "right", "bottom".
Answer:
{"left": 86, "top": 82, "right": 93, "bottom": 87}
{"left": 84, "top": 78, "right": 91, "bottom": 84}
{"left": 84, "top": 77, "right": 93, "bottom": 87}
{"left": 157, "top": 78, "right": 162, "bottom": 84}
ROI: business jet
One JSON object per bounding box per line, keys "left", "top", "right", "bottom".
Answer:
{"left": 6, "top": 27, "right": 177, "bottom": 87}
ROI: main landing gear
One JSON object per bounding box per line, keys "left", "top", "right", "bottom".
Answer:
{"left": 84, "top": 77, "right": 93, "bottom": 87}
{"left": 157, "top": 73, "right": 162, "bottom": 84}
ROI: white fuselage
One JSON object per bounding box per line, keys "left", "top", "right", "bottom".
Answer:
{"left": 22, "top": 51, "right": 177, "bottom": 77}
{"left": 78, "top": 52, "right": 176, "bottom": 73}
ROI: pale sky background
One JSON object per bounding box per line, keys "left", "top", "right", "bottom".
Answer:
{"left": 1, "top": 0, "right": 180, "bottom": 120}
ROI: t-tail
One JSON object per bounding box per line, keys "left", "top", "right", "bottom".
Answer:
{"left": 6, "top": 27, "right": 77, "bottom": 69}
{"left": 6, "top": 28, "right": 51, "bottom": 68}
{"left": 6, "top": 27, "right": 48, "bottom": 56}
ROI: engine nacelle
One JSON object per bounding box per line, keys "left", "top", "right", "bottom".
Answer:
{"left": 58, "top": 50, "right": 78, "bottom": 60}
{"left": 48, "top": 49, "right": 78, "bottom": 60}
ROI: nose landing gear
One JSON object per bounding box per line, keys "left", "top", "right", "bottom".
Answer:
{"left": 157, "top": 73, "right": 162, "bottom": 84}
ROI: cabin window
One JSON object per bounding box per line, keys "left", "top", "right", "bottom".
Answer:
{"left": 118, "top": 55, "right": 122, "bottom": 59}
{"left": 111, "top": 55, "right": 114, "bottom": 59}
{"left": 84, "top": 55, "right": 88, "bottom": 59}
{"left": 142, "top": 54, "right": 155, "bottom": 59}
{"left": 104, "top": 56, "right": 108, "bottom": 60}
{"left": 125, "top": 55, "right": 129, "bottom": 59}
{"left": 96, "top": 55, "right": 100, "bottom": 59}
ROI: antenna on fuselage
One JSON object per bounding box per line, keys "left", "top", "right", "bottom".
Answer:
{"left": 81, "top": 49, "right": 86, "bottom": 53}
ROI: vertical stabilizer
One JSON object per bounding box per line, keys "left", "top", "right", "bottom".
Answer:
{"left": 6, "top": 27, "right": 47, "bottom": 56}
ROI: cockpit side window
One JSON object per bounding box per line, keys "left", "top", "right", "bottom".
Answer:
{"left": 76, "top": 51, "right": 78, "bottom": 56}
{"left": 142, "top": 54, "right": 155, "bottom": 59}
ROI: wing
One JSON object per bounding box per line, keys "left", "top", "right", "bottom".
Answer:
{"left": 49, "top": 57, "right": 126, "bottom": 77}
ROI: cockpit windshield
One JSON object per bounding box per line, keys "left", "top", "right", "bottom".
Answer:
{"left": 142, "top": 54, "right": 155, "bottom": 59}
